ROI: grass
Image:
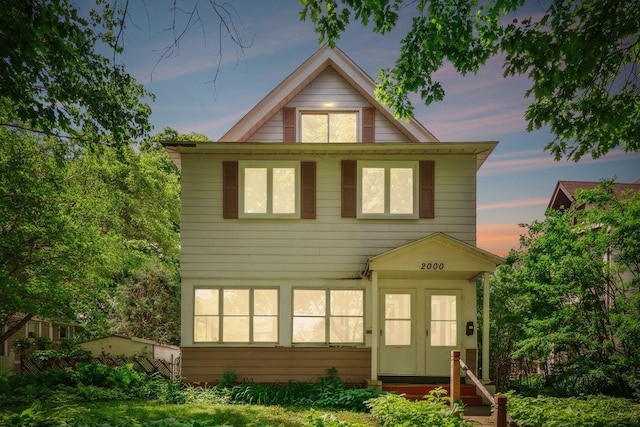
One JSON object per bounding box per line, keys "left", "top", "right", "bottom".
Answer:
{"left": 2, "top": 401, "right": 379, "bottom": 427}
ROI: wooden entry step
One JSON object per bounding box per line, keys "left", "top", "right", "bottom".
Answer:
{"left": 381, "top": 383, "right": 484, "bottom": 406}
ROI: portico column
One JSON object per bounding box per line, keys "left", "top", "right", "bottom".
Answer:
{"left": 371, "top": 271, "right": 379, "bottom": 381}
{"left": 482, "top": 271, "right": 490, "bottom": 382}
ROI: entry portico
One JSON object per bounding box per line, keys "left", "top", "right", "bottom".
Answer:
{"left": 365, "top": 232, "right": 503, "bottom": 382}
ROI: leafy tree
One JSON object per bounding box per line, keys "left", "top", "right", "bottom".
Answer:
{"left": 0, "top": 127, "right": 191, "bottom": 346}
{"left": 0, "top": 0, "right": 152, "bottom": 146}
{"left": 491, "top": 181, "right": 640, "bottom": 397}
{"left": 300, "top": 0, "right": 639, "bottom": 161}
{"left": 0, "top": 130, "right": 101, "bottom": 345}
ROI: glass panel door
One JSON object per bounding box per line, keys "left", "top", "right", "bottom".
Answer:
{"left": 379, "top": 290, "right": 416, "bottom": 375}
{"left": 425, "top": 291, "right": 460, "bottom": 376}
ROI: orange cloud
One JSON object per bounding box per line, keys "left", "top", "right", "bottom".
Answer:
{"left": 477, "top": 223, "right": 526, "bottom": 257}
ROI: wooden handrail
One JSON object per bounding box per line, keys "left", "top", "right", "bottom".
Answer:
{"left": 459, "top": 357, "right": 495, "bottom": 406}
{"left": 452, "top": 350, "right": 519, "bottom": 427}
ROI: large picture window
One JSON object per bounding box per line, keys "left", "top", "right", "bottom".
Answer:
{"left": 300, "top": 112, "right": 358, "bottom": 143}
{"left": 194, "top": 288, "right": 279, "bottom": 343}
{"left": 239, "top": 161, "right": 299, "bottom": 217}
{"left": 292, "top": 289, "right": 364, "bottom": 344}
{"left": 358, "top": 161, "right": 418, "bottom": 218}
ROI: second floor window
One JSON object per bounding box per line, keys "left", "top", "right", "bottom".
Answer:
{"left": 301, "top": 112, "right": 357, "bottom": 143}
{"left": 240, "top": 161, "right": 299, "bottom": 217}
{"left": 358, "top": 161, "right": 418, "bottom": 218}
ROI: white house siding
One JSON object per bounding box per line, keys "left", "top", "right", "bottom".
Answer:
{"left": 179, "top": 152, "right": 477, "bottom": 346}
{"left": 179, "top": 154, "right": 476, "bottom": 281}
{"left": 248, "top": 67, "right": 410, "bottom": 143}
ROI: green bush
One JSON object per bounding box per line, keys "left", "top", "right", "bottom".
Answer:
{"left": 507, "top": 394, "right": 640, "bottom": 427}
{"left": 73, "top": 361, "right": 113, "bottom": 387}
{"left": 366, "top": 389, "right": 469, "bottom": 427}
{"left": 224, "top": 377, "right": 383, "bottom": 411}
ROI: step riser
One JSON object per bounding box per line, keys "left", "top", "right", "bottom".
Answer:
{"left": 382, "top": 385, "right": 482, "bottom": 406}
{"left": 382, "top": 385, "right": 477, "bottom": 394}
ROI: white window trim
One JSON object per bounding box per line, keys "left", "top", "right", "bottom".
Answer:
{"left": 238, "top": 160, "right": 300, "bottom": 218}
{"left": 298, "top": 108, "right": 362, "bottom": 143}
{"left": 193, "top": 287, "right": 280, "bottom": 344}
{"left": 292, "top": 288, "right": 365, "bottom": 345}
{"left": 357, "top": 161, "right": 419, "bottom": 219}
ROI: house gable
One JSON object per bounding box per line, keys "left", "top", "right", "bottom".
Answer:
{"left": 548, "top": 180, "right": 640, "bottom": 211}
{"left": 219, "top": 45, "right": 438, "bottom": 143}
{"left": 366, "top": 232, "right": 504, "bottom": 280}
{"left": 247, "top": 67, "right": 411, "bottom": 143}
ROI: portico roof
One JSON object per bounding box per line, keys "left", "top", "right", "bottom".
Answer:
{"left": 364, "top": 232, "right": 504, "bottom": 281}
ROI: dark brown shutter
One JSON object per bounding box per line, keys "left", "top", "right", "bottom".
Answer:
{"left": 419, "top": 160, "right": 435, "bottom": 218}
{"left": 300, "top": 161, "right": 316, "bottom": 219}
{"left": 341, "top": 160, "right": 357, "bottom": 218}
{"left": 362, "top": 107, "right": 375, "bottom": 143}
{"left": 222, "top": 161, "right": 238, "bottom": 219}
{"left": 283, "top": 107, "right": 296, "bottom": 142}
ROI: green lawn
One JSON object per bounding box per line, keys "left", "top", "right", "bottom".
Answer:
{"left": 1, "top": 401, "right": 379, "bottom": 427}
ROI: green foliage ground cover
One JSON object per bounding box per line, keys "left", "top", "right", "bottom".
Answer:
{"left": 3, "top": 364, "right": 640, "bottom": 426}
{"left": 508, "top": 394, "right": 640, "bottom": 427}
{"left": 0, "top": 364, "right": 381, "bottom": 426}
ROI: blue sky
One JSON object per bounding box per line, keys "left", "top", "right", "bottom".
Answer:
{"left": 109, "top": 0, "right": 640, "bottom": 256}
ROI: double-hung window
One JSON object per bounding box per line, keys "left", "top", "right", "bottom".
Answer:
{"left": 239, "top": 161, "right": 299, "bottom": 217}
{"left": 194, "top": 288, "right": 279, "bottom": 343}
{"left": 292, "top": 289, "right": 364, "bottom": 344}
{"left": 358, "top": 161, "right": 418, "bottom": 218}
{"left": 300, "top": 111, "right": 358, "bottom": 143}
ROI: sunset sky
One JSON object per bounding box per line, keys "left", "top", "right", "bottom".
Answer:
{"left": 105, "top": 0, "right": 640, "bottom": 257}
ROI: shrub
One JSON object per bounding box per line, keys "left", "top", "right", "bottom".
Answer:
{"left": 223, "top": 376, "right": 383, "bottom": 412}
{"left": 366, "top": 390, "right": 469, "bottom": 427}
{"left": 73, "top": 362, "right": 113, "bottom": 387}
{"left": 507, "top": 394, "right": 640, "bottom": 427}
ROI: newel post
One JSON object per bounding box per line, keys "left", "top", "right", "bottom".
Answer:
{"left": 495, "top": 394, "right": 508, "bottom": 427}
{"left": 450, "top": 350, "right": 461, "bottom": 409}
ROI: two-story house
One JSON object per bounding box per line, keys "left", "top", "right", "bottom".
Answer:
{"left": 164, "top": 46, "right": 503, "bottom": 385}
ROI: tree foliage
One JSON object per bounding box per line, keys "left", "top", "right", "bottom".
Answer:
{"left": 0, "top": 0, "right": 152, "bottom": 146}
{"left": 300, "top": 0, "right": 640, "bottom": 161}
{"left": 490, "top": 181, "right": 640, "bottom": 397}
{"left": 0, "top": 128, "right": 192, "bottom": 346}
{"left": 0, "top": 131, "right": 101, "bottom": 344}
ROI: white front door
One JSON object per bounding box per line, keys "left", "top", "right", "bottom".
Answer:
{"left": 378, "top": 290, "right": 416, "bottom": 375}
{"left": 425, "top": 290, "right": 461, "bottom": 376}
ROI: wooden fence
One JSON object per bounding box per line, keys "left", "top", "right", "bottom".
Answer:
{"left": 21, "top": 355, "right": 180, "bottom": 380}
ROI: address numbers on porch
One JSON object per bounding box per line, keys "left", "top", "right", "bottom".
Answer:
{"left": 420, "top": 262, "right": 445, "bottom": 270}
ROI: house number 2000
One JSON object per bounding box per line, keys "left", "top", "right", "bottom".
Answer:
{"left": 421, "top": 262, "right": 445, "bottom": 270}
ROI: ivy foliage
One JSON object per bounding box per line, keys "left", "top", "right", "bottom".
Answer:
{"left": 300, "top": 0, "right": 639, "bottom": 161}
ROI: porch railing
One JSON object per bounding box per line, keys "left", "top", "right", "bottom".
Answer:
{"left": 450, "top": 350, "right": 518, "bottom": 427}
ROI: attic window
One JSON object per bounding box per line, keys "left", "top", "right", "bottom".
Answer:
{"left": 301, "top": 112, "right": 357, "bottom": 143}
